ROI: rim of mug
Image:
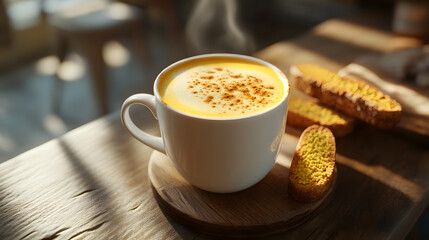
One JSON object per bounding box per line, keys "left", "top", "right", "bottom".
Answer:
{"left": 154, "top": 53, "right": 290, "bottom": 120}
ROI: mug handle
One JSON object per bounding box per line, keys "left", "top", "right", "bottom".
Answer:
{"left": 121, "top": 94, "right": 166, "bottom": 154}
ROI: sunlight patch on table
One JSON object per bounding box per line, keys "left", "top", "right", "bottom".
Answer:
{"left": 103, "top": 41, "right": 130, "bottom": 68}
{"left": 58, "top": 53, "right": 85, "bottom": 82}
{"left": 35, "top": 55, "right": 60, "bottom": 76}
{"left": 337, "top": 154, "right": 424, "bottom": 202}
{"left": 43, "top": 114, "right": 67, "bottom": 136}
{"left": 313, "top": 19, "right": 393, "bottom": 52}
{"left": 254, "top": 41, "right": 341, "bottom": 72}
{"left": 0, "top": 133, "right": 17, "bottom": 153}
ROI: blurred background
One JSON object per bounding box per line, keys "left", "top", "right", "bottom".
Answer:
{"left": 0, "top": 0, "right": 427, "bottom": 238}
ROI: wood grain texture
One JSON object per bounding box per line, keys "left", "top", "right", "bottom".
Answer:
{"left": 0, "top": 18, "right": 428, "bottom": 240}
{"left": 196, "top": 126, "right": 429, "bottom": 240}
{"left": 149, "top": 147, "right": 335, "bottom": 238}
{"left": 0, "top": 108, "right": 428, "bottom": 239}
{"left": 0, "top": 112, "right": 198, "bottom": 240}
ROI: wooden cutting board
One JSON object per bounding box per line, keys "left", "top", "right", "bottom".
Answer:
{"left": 148, "top": 133, "right": 336, "bottom": 238}
{"left": 254, "top": 19, "right": 429, "bottom": 141}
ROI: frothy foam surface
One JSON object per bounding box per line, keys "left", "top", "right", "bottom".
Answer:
{"left": 159, "top": 57, "right": 286, "bottom": 117}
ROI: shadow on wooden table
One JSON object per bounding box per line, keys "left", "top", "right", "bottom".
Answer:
{"left": 102, "top": 110, "right": 199, "bottom": 239}
{"left": 336, "top": 125, "right": 429, "bottom": 184}
{"left": 58, "top": 139, "right": 122, "bottom": 239}
{"left": 0, "top": 186, "right": 26, "bottom": 239}
{"left": 254, "top": 18, "right": 429, "bottom": 238}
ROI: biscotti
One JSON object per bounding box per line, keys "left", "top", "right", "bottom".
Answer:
{"left": 290, "top": 64, "right": 402, "bottom": 128}
{"left": 288, "top": 125, "right": 336, "bottom": 202}
{"left": 287, "top": 98, "right": 355, "bottom": 137}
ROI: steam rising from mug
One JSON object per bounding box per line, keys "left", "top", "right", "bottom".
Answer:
{"left": 186, "top": 0, "right": 255, "bottom": 54}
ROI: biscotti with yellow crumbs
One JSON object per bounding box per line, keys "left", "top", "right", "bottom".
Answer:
{"left": 290, "top": 64, "right": 402, "bottom": 128}
{"left": 289, "top": 125, "right": 336, "bottom": 202}
{"left": 287, "top": 98, "right": 355, "bottom": 137}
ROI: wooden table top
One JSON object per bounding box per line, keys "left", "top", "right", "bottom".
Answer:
{"left": 1, "top": 19, "right": 428, "bottom": 239}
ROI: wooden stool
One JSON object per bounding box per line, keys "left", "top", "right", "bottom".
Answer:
{"left": 49, "top": 2, "right": 146, "bottom": 115}
{"left": 0, "top": 0, "right": 11, "bottom": 47}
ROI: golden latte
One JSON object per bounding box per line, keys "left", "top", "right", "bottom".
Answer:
{"left": 159, "top": 57, "right": 287, "bottom": 117}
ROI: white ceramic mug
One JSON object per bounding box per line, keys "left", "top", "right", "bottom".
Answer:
{"left": 121, "top": 54, "right": 290, "bottom": 193}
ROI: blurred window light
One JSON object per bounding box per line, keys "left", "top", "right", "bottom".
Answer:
{"left": 43, "top": 114, "right": 67, "bottom": 136}
{"left": 106, "top": 2, "right": 132, "bottom": 20}
{"left": 102, "top": 40, "right": 130, "bottom": 67}
{"left": 57, "top": 53, "right": 85, "bottom": 81}
{"left": 43, "top": 0, "right": 102, "bottom": 14}
{"left": 35, "top": 55, "right": 60, "bottom": 75}
{"left": 46, "top": 0, "right": 108, "bottom": 18}
{"left": 6, "top": 0, "right": 41, "bottom": 30}
{"left": 0, "top": 133, "right": 17, "bottom": 153}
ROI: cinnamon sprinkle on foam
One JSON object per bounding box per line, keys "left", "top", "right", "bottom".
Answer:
{"left": 187, "top": 67, "right": 280, "bottom": 112}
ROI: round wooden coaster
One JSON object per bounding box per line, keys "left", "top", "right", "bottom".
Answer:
{"left": 149, "top": 151, "right": 336, "bottom": 238}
